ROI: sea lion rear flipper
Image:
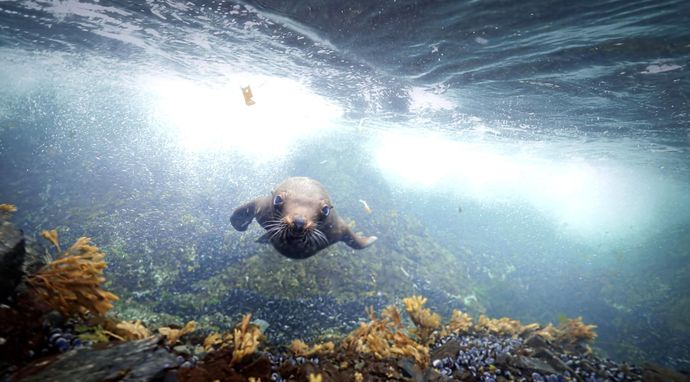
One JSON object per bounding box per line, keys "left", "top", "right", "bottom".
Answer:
{"left": 256, "top": 232, "right": 271, "bottom": 244}
{"left": 230, "top": 200, "right": 258, "bottom": 231}
{"left": 341, "top": 226, "right": 378, "bottom": 250}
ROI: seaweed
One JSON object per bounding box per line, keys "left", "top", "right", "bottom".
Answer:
{"left": 0, "top": 203, "right": 17, "bottom": 219}
{"left": 475, "top": 315, "right": 532, "bottom": 337}
{"left": 556, "top": 316, "right": 597, "bottom": 344}
{"left": 341, "top": 304, "right": 430, "bottom": 367}
{"left": 402, "top": 295, "right": 441, "bottom": 344}
{"left": 289, "top": 339, "right": 335, "bottom": 357}
{"left": 26, "top": 231, "right": 119, "bottom": 318}
{"left": 446, "top": 309, "right": 473, "bottom": 335}
{"left": 159, "top": 320, "right": 197, "bottom": 345}
{"left": 231, "top": 313, "right": 262, "bottom": 366}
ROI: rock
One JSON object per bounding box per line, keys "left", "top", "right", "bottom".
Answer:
{"left": 511, "top": 355, "right": 558, "bottom": 375}
{"left": 173, "top": 344, "right": 192, "bottom": 356}
{"left": 14, "top": 337, "right": 177, "bottom": 382}
{"left": 0, "top": 221, "right": 25, "bottom": 303}
{"left": 642, "top": 363, "right": 690, "bottom": 382}
{"left": 430, "top": 340, "right": 461, "bottom": 361}
{"left": 524, "top": 334, "right": 550, "bottom": 350}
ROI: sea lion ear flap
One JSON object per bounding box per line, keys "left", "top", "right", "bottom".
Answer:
{"left": 231, "top": 200, "right": 257, "bottom": 231}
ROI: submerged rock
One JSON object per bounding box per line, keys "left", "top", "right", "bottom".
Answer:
{"left": 14, "top": 337, "right": 177, "bottom": 382}
{"left": 0, "top": 221, "right": 25, "bottom": 303}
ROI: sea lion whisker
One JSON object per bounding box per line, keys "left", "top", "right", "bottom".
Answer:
{"left": 230, "top": 177, "right": 378, "bottom": 259}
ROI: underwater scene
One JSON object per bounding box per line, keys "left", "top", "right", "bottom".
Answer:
{"left": 1, "top": 0, "right": 689, "bottom": 381}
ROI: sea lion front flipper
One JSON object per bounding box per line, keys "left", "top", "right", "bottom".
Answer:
{"left": 230, "top": 200, "right": 258, "bottom": 231}
{"left": 341, "top": 226, "right": 378, "bottom": 250}
{"left": 255, "top": 232, "right": 272, "bottom": 244}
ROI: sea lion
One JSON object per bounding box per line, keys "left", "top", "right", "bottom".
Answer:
{"left": 230, "top": 177, "right": 377, "bottom": 259}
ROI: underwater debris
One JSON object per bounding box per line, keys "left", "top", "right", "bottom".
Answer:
{"left": 26, "top": 232, "right": 118, "bottom": 318}
{"left": 231, "top": 313, "right": 262, "bottom": 366}
{"left": 446, "top": 309, "right": 473, "bottom": 335}
{"left": 358, "top": 199, "right": 372, "bottom": 214}
{"left": 242, "top": 85, "right": 255, "bottom": 106}
{"left": 289, "top": 339, "right": 335, "bottom": 357}
{"left": 159, "top": 320, "right": 196, "bottom": 345}
{"left": 403, "top": 295, "right": 441, "bottom": 344}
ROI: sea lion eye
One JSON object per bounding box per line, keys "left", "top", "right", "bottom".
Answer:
{"left": 321, "top": 205, "right": 330, "bottom": 217}
{"left": 273, "top": 195, "right": 283, "bottom": 207}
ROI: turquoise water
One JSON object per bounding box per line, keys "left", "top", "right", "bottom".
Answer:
{"left": 1, "top": 0, "right": 689, "bottom": 369}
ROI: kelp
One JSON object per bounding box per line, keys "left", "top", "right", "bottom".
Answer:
{"left": 556, "top": 316, "right": 597, "bottom": 343}
{"left": 0, "top": 203, "right": 17, "bottom": 219}
{"left": 159, "top": 321, "right": 196, "bottom": 345}
{"left": 402, "top": 295, "right": 441, "bottom": 344}
{"left": 27, "top": 231, "right": 118, "bottom": 318}
{"left": 342, "top": 304, "right": 430, "bottom": 367}
{"left": 114, "top": 319, "right": 151, "bottom": 341}
{"left": 289, "top": 339, "right": 335, "bottom": 357}
{"left": 231, "top": 313, "right": 262, "bottom": 366}
{"left": 475, "top": 315, "right": 533, "bottom": 337}
{"left": 446, "top": 309, "right": 473, "bottom": 335}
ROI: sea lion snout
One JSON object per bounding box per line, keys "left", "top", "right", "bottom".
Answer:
{"left": 284, "top": 214, "right": 310, "bottom": 232}
{"left": 231, "top": 177, "right": 377, "bottom": 259}
{"left": 293, "top": 216, "right": 305, "bottom": 230}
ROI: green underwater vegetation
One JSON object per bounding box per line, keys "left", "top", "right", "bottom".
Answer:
{"left": 1, "top": 199, "right": 688, "bottom": 382}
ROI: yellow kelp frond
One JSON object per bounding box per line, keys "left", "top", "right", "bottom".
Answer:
{"left": 342, "top": 305, "right": 429, "bottom": 367}
{"left": 115, "top": 320, "right": 151, "bottom": 340}
{"left": 0, "top": 204, "right": 17, "bottom": 219}
{"left": 402, "top": 295, "right": 441, "bottom": 344}
{"left": 381, "top": 304, "right": 403, "bottom": 329}
{"left": 231, "top": 313, "right": 262, "bottom": 366}
{"left": 27, "top": 235, "right": 118, "bottom": 317}
{"left": 475, "top": 315, "right": 525, "bottom": 337}
{"left": 534, "top": 323, "right": 559, "bottom": 341}
{"left": 159, "top": 320, "right": 197, "bottom": 345}
{"left": 41, "top": 229, "right": 61, "bottom": 253}
{"left": 289, "top": 339, "right": 335, "bottom": 357}
{"left": 557, "top": 316, "right": 597, "bottom": 343}
{"left": 447, "top": 309, "right": 473, "bottom": 334}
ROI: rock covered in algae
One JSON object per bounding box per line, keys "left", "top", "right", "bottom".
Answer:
{"left": 14, "top": 337, "right": 177, "bottom": 382}
{"left": 0, "top": 220, "right": 25, "bottom": 303}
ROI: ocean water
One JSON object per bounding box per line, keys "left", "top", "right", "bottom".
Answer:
{"left": 1, "top": 0, "right": 689, "bottom": 371}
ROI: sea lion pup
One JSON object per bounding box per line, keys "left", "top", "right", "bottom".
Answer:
{"left": 231, "top": 177, "right": 378, "bottom": 259}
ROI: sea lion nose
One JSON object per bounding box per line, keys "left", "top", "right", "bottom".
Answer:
{"left": 293, "top": 216, "right": 305, "bottom": 230}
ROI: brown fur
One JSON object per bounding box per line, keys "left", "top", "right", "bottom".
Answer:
{"left": 231, "top": 177, "right": 377, "bottom": 259}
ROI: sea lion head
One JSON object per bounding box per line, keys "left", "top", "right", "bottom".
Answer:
{"left": 265, "top": 183, "right": 333, "bottom": 255}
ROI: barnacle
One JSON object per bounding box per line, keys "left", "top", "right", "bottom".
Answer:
{"left": 289, "top": 339, "right": 334, "bottom": 357}
{"left": 159, "top": 321, "right": 196, "bottom": 345}
{"left": 402, "top": 295, "right": 441, "bottom": 344}
{"left": 231, "top": 313, "right": 262, "bottom": 365}
{"left": 27, "top": 232, "right": 118, "bottom": 317}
